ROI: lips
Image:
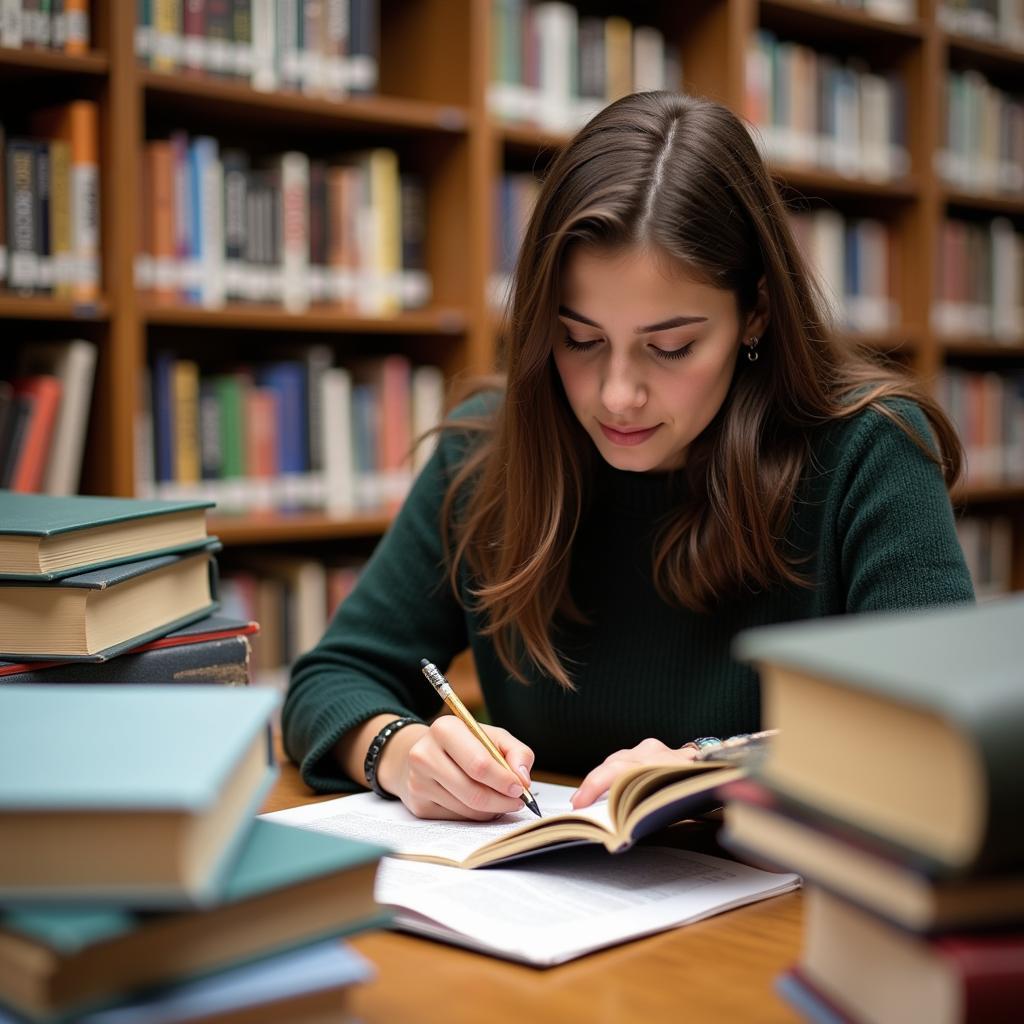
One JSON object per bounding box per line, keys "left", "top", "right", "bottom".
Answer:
{"left": 599, "top": 422, "right": 660, "bottom": 446}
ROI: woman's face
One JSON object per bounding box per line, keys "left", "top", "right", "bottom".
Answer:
{"left": 553, "top": 244, "right": 765, "bottom": 473}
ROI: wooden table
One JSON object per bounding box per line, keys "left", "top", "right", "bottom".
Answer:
{"left": 262, "top": 750, "right": 804, "bottom": 1024}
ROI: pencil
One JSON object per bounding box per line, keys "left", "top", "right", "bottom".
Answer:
{"left": 419, "top": 658, "right": 542, "bottom": 817}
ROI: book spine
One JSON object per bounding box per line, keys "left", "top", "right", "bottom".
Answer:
{"left": 10, "top": 376, "right": 62, "bottom": 493}
{"left": 7, "top": 140, "right": 39, "bottom": 295}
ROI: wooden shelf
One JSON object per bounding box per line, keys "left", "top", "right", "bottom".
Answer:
{"left": 0, "top": 46, "right": 108, "bottom": 76}
{"left": 840, "top": 330, "right": 920, "bottom": 352}
{"left": 142, "top": 71, "right": 469, "bottom": 136}
{"left": 942, "top": 188, "right": 1024, "bottom": 217}
{"left": 941, "top": 337, "right": 1024, "bottom": 358}
{"left": 944, "top": 32, "right": 1024, "bottom": 77}
{"left": 498, "top": 123, "right": 570, "bottom": 155}
{"left": 142, "top": 304, "right": 469, "bottom": 334}
{"left": 0, "top": 295, "right": 109, "bottom": 320}
{"left": 759, "top": 1, "right": 925, "bottom": 43}
{"left": 954, "top": 483, "right": 1024, "bottom": 505}
{"left": 771, "top": 165, "right": 919, "bottom": 202}
{"left": 209, "top": 512, "right": 393, "bottom": 545}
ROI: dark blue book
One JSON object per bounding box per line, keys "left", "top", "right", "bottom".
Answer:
{"left": 0, "top": 615, "right": 257, "bottom": 685}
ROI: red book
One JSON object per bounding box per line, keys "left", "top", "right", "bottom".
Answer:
{"left": 10, "top": 376, "right": 62, "bottom": 493}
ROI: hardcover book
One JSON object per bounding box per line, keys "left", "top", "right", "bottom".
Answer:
{"left": 733, "top": 596, "right": 1024, "bottom": 875}
{"left": 0, "top": 820, "right": 386, "bottom": 1022}
{"left": 0, "top": 491, "right": 213, "bottom": 580}
{"left": 789, "top": 887, "right": 1024, "bottom": 1024}
{"left": 0, "top": 684, "right": 278, "bottom": 906}
{"left": 0, "top": 615, "right": 259, "bottom": 685}
{"left": 721, "top": 779, "right": 1024, "bottom": 933}
{"left": 0, "top": 544, "right": 221, "bottom": 660}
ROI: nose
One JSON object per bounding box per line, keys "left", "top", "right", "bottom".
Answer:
{"left": 600, "top": 353, "right": 647, "bottom": 415}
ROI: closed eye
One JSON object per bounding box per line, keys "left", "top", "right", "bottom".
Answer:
{"left": 562, "top": 335, "right": 601, "bottom": 353}
{"left": 651, "top": 342, "right": 696, "bottom": 361}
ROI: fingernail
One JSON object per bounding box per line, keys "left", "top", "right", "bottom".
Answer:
{"left": 518, "top": 765, "right": 531, "bottom": 785}
{"left": 507, "top": 782, "right": 523, "bottom": 797}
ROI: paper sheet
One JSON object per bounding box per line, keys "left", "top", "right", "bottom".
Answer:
{"left": 375, "top": 846, "right": 800, "bottom": 965}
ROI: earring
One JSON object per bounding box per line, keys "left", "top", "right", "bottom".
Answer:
{"left": 746, "top": 336, "right": 760, "bottom": 363}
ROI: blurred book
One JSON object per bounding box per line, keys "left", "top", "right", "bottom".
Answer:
{"left": 0, "top": 820, "right": 385, "bottom": 1023}
{"left": 0, "top": 684, "right": 277, "bottom": 906}
{"left": 777, "top": 887, "right": 1024, "bottom": 1024}
{"left": 732, "top": 596, "right": 1024, "bottom": 876}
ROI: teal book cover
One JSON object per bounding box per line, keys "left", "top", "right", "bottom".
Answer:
{"left": 0, "top": 685, "right": 279, "bottom": 906}
{"left": 0, "top": 492, "right": 214, "bottom": 581}
{"left": 0, "top": 820, "right": 389, "bottom": 1024}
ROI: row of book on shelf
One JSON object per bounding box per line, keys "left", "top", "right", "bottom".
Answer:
{"left": 956, "top": 513, "right": 1015, "bottom": 600}
{"left": 939, "top": 0, "right": 1024, "bottom": 50}
{"left": 721, "top": 596, "right": 1024, "bottom": 1023}
{"left": 136, "top": 137, "right": 430, "bottom": 314}
{"left": 0, "top": 0, "right": 90, "bottom": 52}
{"left": 136, "top": 349, "right": 445, "bottom": 515}
{"left": 940, "top": 367, "right": 1024, "bottom": 487}
{"left": 488, "top": 1, "right": 682, "bottom": 133}
{"left": 0, "top": 103, "right": 101, "bottom": 301}
{"left": 0, "top": 491, "right": 388, "bottom": 1023}
{"left": 747, "top": 31, "right": 910, "bottom": 183}
{"left": 0, "top": 339, "right": 97, "bottom": 496}
{"left": 934, "top": 218, "right": 1024, "bottom": 341}
{"left": 136, "top": 0, "right": 381, "bottom": 100}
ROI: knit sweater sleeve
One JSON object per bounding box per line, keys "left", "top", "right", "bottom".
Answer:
{"left": 830, "top": 400, "right": 975, "bottom": 613}
{"left": 281, "top": 413, "right": 484, "bottom": 792}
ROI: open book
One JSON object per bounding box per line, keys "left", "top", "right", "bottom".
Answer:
{"left": 264, "top": 776, "right": 798, "bottom": 966}
{"left": 264, "top": 761, "right": 744, "bottom": 869}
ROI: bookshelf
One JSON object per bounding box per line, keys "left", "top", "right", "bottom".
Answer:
{"left": 2, "top": 0, "right": 1022, "bottom": 598}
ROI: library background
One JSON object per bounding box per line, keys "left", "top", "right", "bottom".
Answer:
{"left": 2, "top": 0, "right": 1023, "bottom": 691}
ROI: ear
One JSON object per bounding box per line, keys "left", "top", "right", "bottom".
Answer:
{"left": 743, "top": 276, "right": 770, "bottom": 342}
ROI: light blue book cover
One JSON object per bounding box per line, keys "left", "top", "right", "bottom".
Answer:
{"left": 0, "top": 685, "right": 279, "bottom": 907}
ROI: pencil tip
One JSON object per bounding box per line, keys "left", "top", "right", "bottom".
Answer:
{"left": 524, "top": 794, "right": 542, "bottom": 817}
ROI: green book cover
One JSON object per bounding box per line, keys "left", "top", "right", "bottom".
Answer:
{"left": 0, "top": 684, "right": 279, "bottom": 906}
{"left": 0, "top": 493, "right": 214, "bottom": 537}
{"left": 213, "top": 374, "right": 245, "bottom": 479}
{"left": 734, "top": 596, "right": 1024, "bottom": 873}
{"left": 0, "top": 820, "right": 389, "bottom": 1024}
{"left": 0, "top": 491, "right": 215, "bottom": 581}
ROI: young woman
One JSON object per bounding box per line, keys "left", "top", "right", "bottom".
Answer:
{"left": 282, "top": 91, "right": 973, "bottom": 820}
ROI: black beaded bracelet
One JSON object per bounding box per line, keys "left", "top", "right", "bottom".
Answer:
{"left": 363, "top": 716, "right": 420, "bottom": 799}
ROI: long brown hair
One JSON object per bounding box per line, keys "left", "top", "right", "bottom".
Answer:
{"left": 441, "top": 91, "right": 962, "bottom": 689}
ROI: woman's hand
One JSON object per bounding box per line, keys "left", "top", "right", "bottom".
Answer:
{"left": 377, "top": 716, "right": 536, "bottom": 821}
{"left": 571, "top": 738, "right": 699, "bottom": 809}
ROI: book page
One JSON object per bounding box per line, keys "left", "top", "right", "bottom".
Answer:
{"left": 375, "top": 846, "right": 800, "bottom": 966}
{"left": 262, "top": 781, "right": 614, "bottom": 863}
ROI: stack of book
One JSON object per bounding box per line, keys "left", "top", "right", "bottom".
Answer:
{"left": 0, "top": 684, "right": 387, "bottom": 1023}
{"left": 722, "top": 597, "right": 1024, "bottom": 1024}
{"left": 0, "top": 491, "right": 256, "bottom": 686}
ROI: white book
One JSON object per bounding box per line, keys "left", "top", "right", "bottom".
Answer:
{"left": 1, "top": 0, "right": 22, "bottom": 48}
{"left": 276, "top": 151, "right": 311, "bottom": 314}
{"left": 196, "top": 138, "right": 225, "bottom": 310}
{"left": 534, "top": 2, "right": 576, "bottom": 133}
{"left": 632, "top": 26, "right": 667, "bottom": 93}
{"left": 411, "top": 364, "right": 445, "bottom": 472}
{"left": 809, "top": 208, "right": 846, "bottom": 325}
{"left": 17, "top": 339, "right": 98, "bottom": 496}
{"left": 251, "top": 0, "right": 278, "bottom": 92}
{"left": 264, "top": 784, "right": 798, "bottom": 967}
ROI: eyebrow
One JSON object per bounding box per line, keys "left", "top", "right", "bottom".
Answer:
{"left": 558, "top": 306, "right": 708, "bottom": 334}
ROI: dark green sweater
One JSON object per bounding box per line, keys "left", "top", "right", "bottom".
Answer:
{"left": 282, "top": 398, "right": 974, "bottom": 790}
